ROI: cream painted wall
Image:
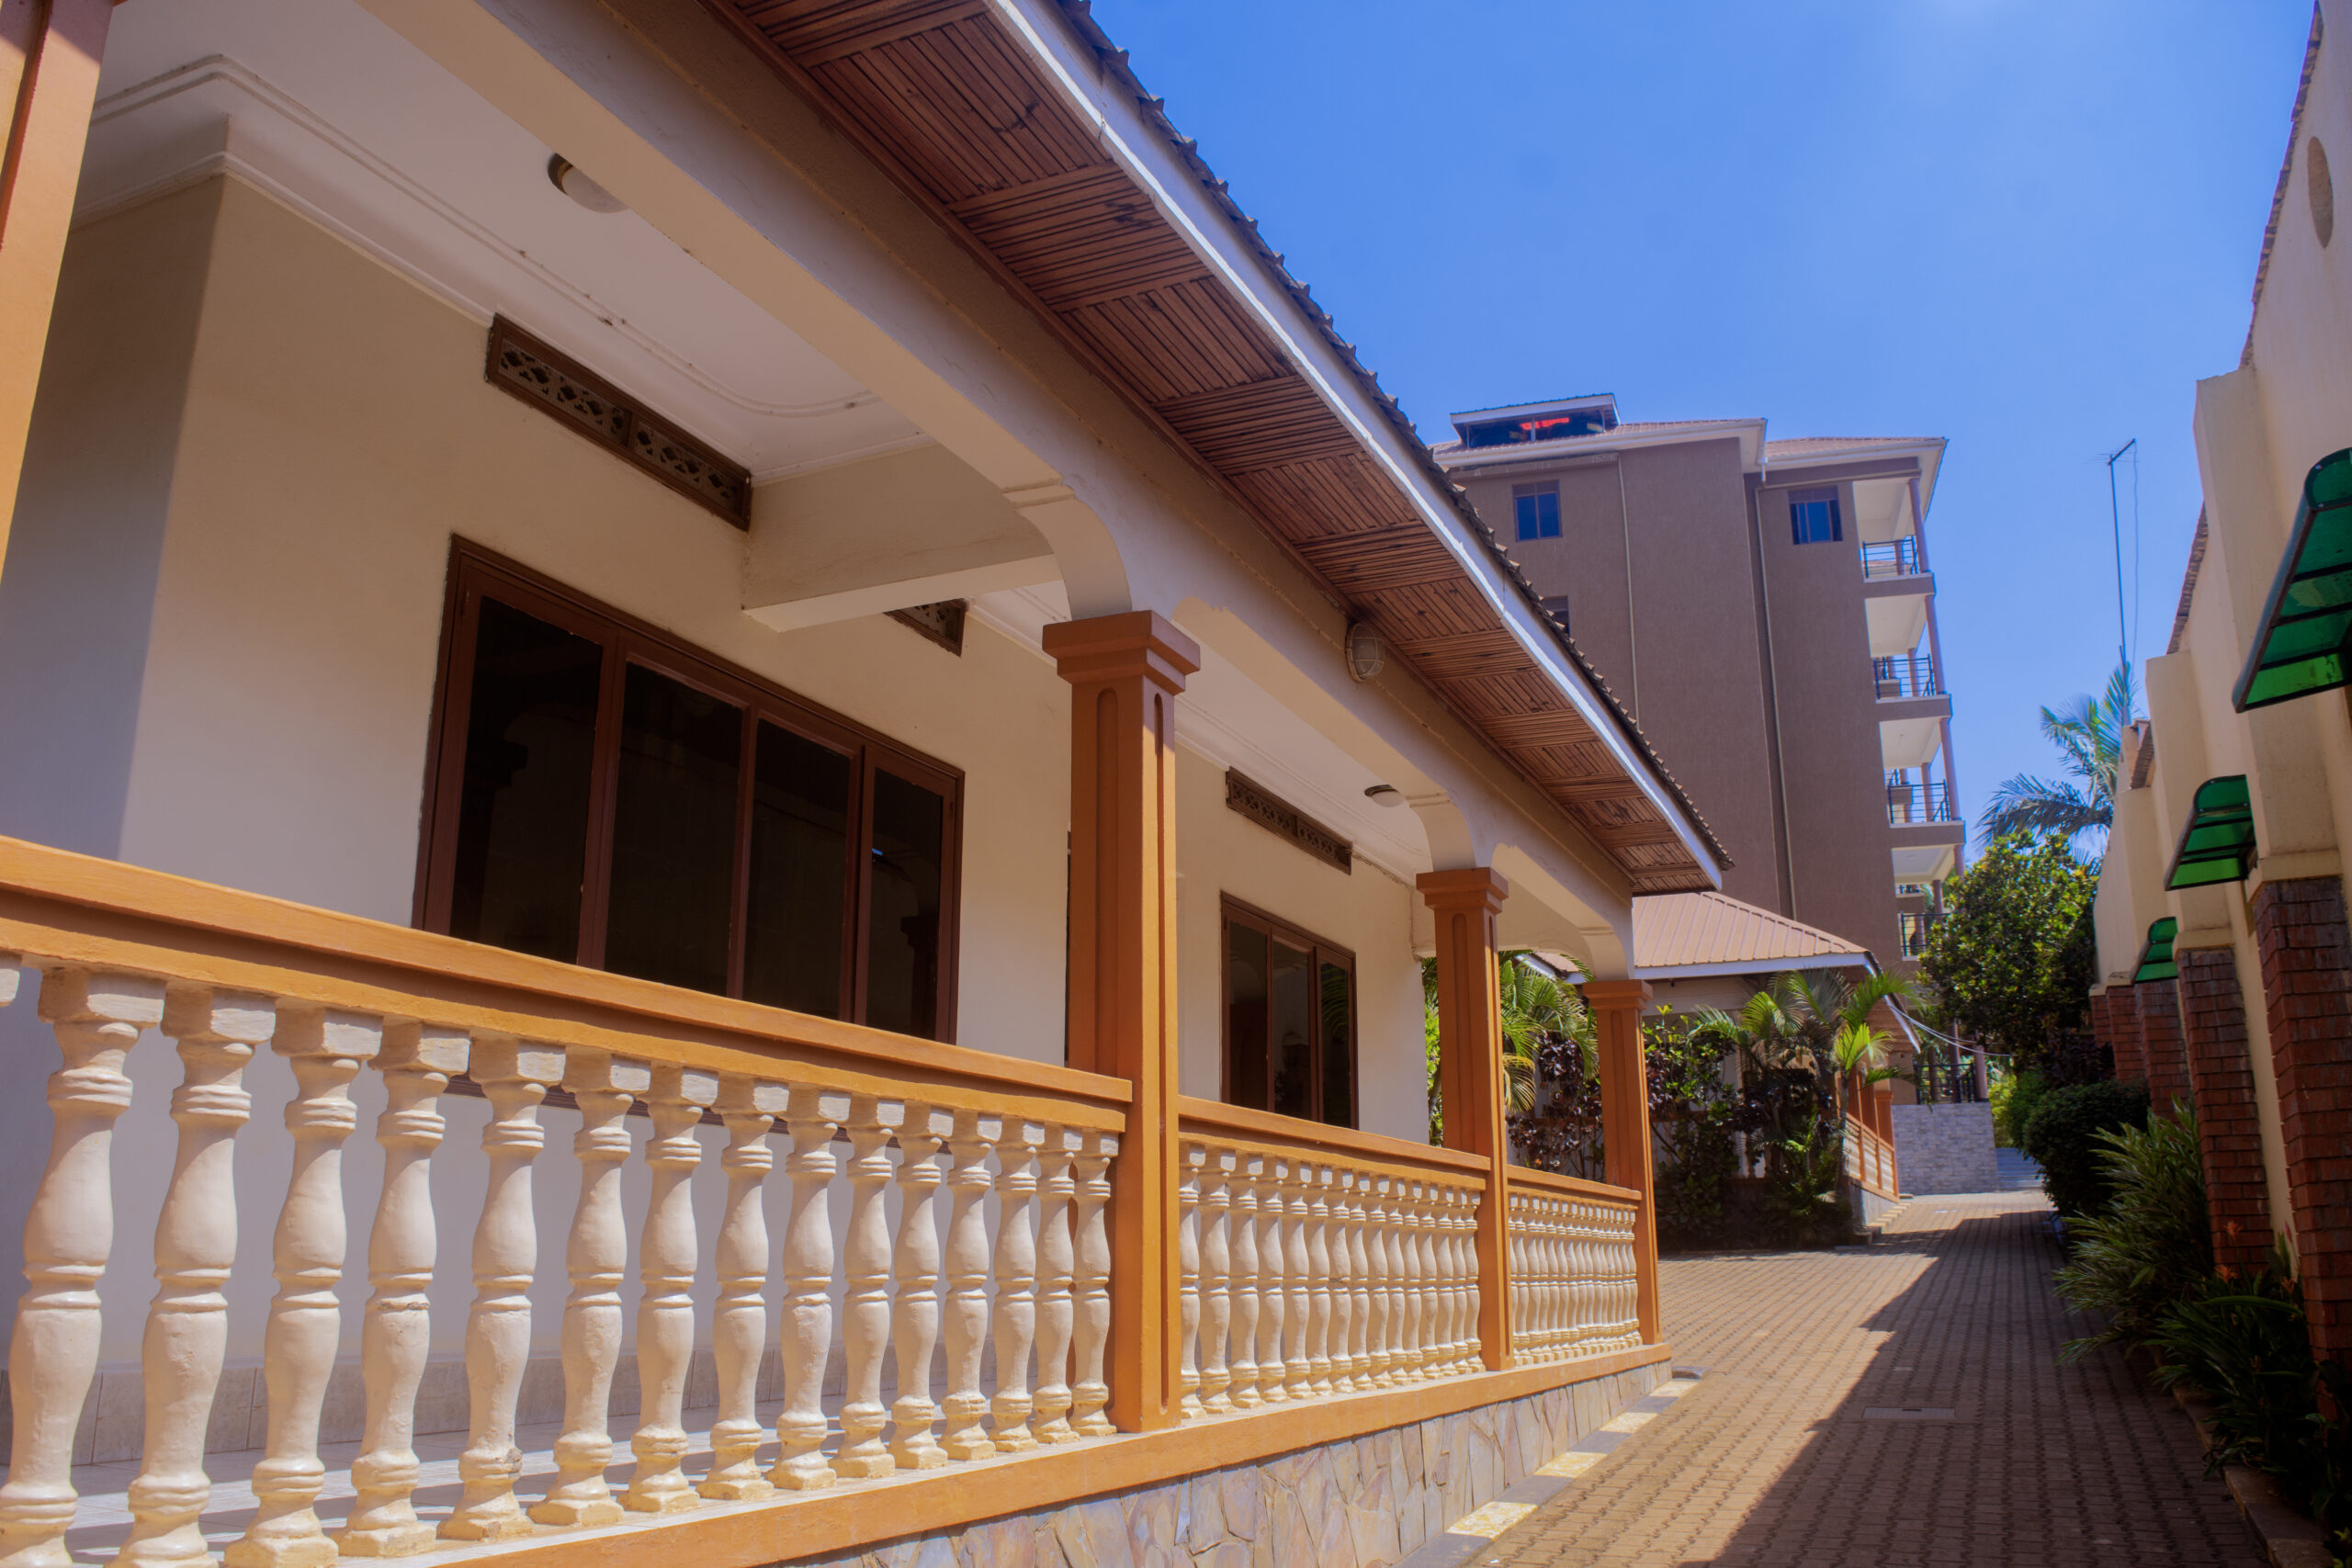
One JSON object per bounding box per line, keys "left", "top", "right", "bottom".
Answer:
{"left": 0, "top": 175, "right": 1075, "bottom": 1361}
{"left": 1171, "top": 747, "right": 1426, "bottom": 1144}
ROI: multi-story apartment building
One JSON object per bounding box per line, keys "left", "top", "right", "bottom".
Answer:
{"left": 1435, "top": 397, "right": 1963, "bottom": 973}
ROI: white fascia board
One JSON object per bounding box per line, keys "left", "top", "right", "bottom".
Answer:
{"left": 1762, "top": 437, "right": 1947, "bottom": 504}
{"left": 989, "top": 0, "right": 1724, "bottom": 891}
{"left": 1634, "top": 951, "right": 1871, "bottom": 980}
{"left": 1436, "top": 420, "right": 1768, "bottom": 475}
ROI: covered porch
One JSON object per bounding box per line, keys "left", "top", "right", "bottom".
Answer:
{"left": 0, "top": 0, "right": 1724, "bottom": 1563}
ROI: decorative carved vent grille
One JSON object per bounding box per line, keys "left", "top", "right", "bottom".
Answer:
{"left": 485, "top": 317, "right": 752, "bottom": 528}
{"left": 1225, "top": 771, "right": 1351, "bottom": 874}
{"left": 888, "top": 600, "right": 967, "bottom": 654}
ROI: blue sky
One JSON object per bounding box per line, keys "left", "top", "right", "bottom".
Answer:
{"left": 1089, "top": 0, "right": 2314, "bottom": 845}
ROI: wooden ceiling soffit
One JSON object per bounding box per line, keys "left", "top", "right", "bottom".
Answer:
{"left": 700, "top": 0, "right": 1724, "bottom": 893}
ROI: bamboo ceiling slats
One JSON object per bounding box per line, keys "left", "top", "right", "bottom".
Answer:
{"left": 705, "top": 0, "right": 1723, "bottom": 893}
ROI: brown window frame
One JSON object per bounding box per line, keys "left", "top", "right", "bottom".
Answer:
{"left": 415, "top": 540, "right": 964, "bottom": 1040}
{"left": 1218, "top": 895, "right": 1358, "bottom": 1129}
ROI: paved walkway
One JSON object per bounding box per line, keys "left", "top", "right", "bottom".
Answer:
{"left": 1484, "top": 1190, "right": 2264, "bottom": 1568}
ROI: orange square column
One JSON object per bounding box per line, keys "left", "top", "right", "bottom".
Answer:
{"left": 1585, "top": 977, "right": 1660, "bottom": 1345}
{"left": 1043, "top": 611, "right": 1199, "bottom": 1433}
{"left": 0, "top": 0, "right": 115, "bottom": 561}
{"left": 1417, "top": 867, "right": 1513, "bottom": 1371}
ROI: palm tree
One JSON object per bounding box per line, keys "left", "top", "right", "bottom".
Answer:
{"left": 1979, "top": 661, "right": 2139, "bottom": 852}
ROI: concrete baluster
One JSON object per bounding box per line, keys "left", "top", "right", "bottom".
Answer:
{"left": 440, "top": 1038, "right": 563, "bottom": 1542}
{"left": 0, "top": 968, "right": 161, "bottom": 1568}
{"left": 1175, "top": 1143, "right": 1204, "bottom": 1422}
{"left": 1254, "top": 1159, "right": 1288, "bottom": 1404}
{"left": 834, "top": 1094, "right": 898, "bottom": 1480}
{"left": 1198, "top": 1147, "right": 1234, "bottom": 1415}
{"left": 1069, "top": 1130, "right": 1116, "bottom": 1438}
{"left": 1283, "top": 1161, "right": 1313, "bottom": 1401}
{"left": 119, "top": 987, "right": 268, "bottom": 1568}
{"left": 1226, "top": 1152, "right": 1261, "bottom": 1410}
{"left": 1347, "top": 1172, "right": 1373, "bottom": 1390}
{"left": 1031, "top": 1128, "right": 1080, "bottom": 1444}
{"left": 338, "top": 1026, "right": 466, "bottom": 1558}
{"left": 888, "top": 1104, "right": 949, "bottom": 1470}
{"left": 1306, "top": 1165, "right": 1334, "bottom": 1396}
{"left": 1363, "top": 1176, "right": 1393, "bottom": 1388}
{"left": 1328, "top": 1170, "right": 1355, "bottom": 1394}
{"left": 990, "top": 1120, "right": 1042, "bottom": 1452}
{"left": 530, "top": 1052, "right": 645, "bottom": 1528}
{"left": 624, "top": 1066, "right": 715, "bottom": 1515}
{"left": 227, "top": 1009, "right": 380, "bottom": 1568}
{"left": 701, "top": 1077, "right": 782, "bottom": 1501}
{"left": 938, "top": 1110, "right": 995, "bottom": 1461}
{"left": 770, "top": 1085, "right": 840, "bottom": 1491}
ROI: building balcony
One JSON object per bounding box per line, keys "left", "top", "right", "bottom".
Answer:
{"left": 0, "top": 837, "right": 1667, "bottom": 1568}
{"left": 1860, "top": 542, "right": 1934, "bottom": 659}
{"left": 1860, "top": 537, "right": 1925, "bottom": 581}
{"left": 1886, "top": 780, "right": 1957, "bottom": 826}
{"left": 1888, "top": 785, "right": 1965, "bottom": 886}
{"left": 1873, "top": 655, "right": 1940, "bottom": 700}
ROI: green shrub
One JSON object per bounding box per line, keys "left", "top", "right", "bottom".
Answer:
{"left": 2053, "top": 1109, "right": 2212, "bottom": 1352}
{"left": 1993, "top": 1066, "right": 2048, "bottom": 1150}
{"left": 2022, "top": 1079, "right": 2150, "bottom": 1217}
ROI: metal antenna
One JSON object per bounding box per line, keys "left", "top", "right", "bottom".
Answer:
{"left": 2106, "top": 438, "right": 2137, "bottom": 676}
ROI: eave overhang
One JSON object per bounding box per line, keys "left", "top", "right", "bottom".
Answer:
{"left": 694, "top": 0, "right": 1726, "bottom": 894}
{"left": 2233, "top": 447, "right": 2352, "bottom": 712}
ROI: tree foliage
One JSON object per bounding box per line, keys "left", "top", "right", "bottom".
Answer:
{"left": 1919, "top": 829, "right": 2096, "bottom": 1063}
{"left": 1979, "top": 661, "right": 2137, "bottom": 855}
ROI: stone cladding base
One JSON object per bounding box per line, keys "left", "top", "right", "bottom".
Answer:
{"left": 1890, "top": 1102, "right": 1999, "bottom": 1194}
{"left": 780, "top": 1360, "right": 1668, "bottom": 1568}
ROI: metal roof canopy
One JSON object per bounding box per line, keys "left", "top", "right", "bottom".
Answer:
{"left": 2132, "top": 916, "right": 2179, "bottom": 984}
{"left": 2234, "top": 447, "right": 2352, "bottom": 711}
{"left": 2165, "top": 775, "right": 2257, "bottom": 890}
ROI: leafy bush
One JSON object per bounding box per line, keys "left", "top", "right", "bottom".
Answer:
{"left": 2145, "top": 1247, "right": 2351, "bottom": 1554}
{"left": 2022, "top": 1078, "right": 2150, "bottom": 1217}
{"left": 2053, "top": 1110, "right": 2212, "bottom": 1352}
{"left": 1993, "top": 1066, "right": 2047, "bottom": 1150}
{"left": 1645, "top": 1021, "right": 1736, "bottom": 1248}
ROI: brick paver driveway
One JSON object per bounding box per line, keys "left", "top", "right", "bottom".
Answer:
{"left": 1488, "top": 1190, "right": 2264, "bottom": 1567}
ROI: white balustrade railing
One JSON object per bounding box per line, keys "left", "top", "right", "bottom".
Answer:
{"left": 1174, "top": 1102, "right": 1491, "bottom": 1421}
{"left": 1503, "top": 1179, "right": 1642, "bottom": 1363}
{"left": 0, "top": 946, "right": 1126, "bottom": 1565}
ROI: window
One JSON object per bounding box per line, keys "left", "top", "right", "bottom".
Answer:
{"left": 1513, "top": 482, "right": 1562, "bottom": 541}
{"left": 1540, "top": 594, "right": 1572, "bottom": 634}
{"left": 1789, "top": 485, "right": 1842, "bottom": 545}
{"left": 419, "top": 545, "right": 961, "bottom": 1038}
{"left": 1222, "top": 899, "right": 1355, "bottom": 1128}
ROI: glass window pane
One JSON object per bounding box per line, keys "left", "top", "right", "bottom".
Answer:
{"left": 1319, "top": 959, "right": 1353, "bottom": 1128}
{"left": 866, "top": 769, "right": 947, "bottom": 1037}
{"left": 1269, "top": 939, "right": 1314, "bottom": 1121}
{"left": 448, "top": 596, "right": 604, "bottom": 962}
{"left": 744, "top": 722, "right": 854, "bottom": 1017}
{"left": 604, "top": 663, "right": 742, "bottom": 995}
{"left": 1226, "top": 921, "right": 1270, "bottom": 1109}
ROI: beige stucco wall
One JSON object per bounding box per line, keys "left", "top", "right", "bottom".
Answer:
{"left": 1457, "top": 440, "right": 1785, "bottom": 919}
{"left": 0, "top": 172, "right": 1454, "bottom": 1363}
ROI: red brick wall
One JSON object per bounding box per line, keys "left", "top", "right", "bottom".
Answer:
{"left": 2106, "top": 986, "right": 2149, "bottom": 1086}
{"left": 2250, "top": 875, "right": 2352, "bottom": 1361}
{"left": 2137, "top": 978, "right": 2193, "bottom": 1111}
{"left": 2176, "top": 948, "right": 2274, "bottom": 1276}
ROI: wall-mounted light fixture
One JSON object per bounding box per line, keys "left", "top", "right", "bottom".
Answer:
{"left": 1363, "top": 784, "right": 1405, "bottom": 808}
{"left": 548, "top": 154, "right": 628, "bottom": 214}
{"left": 1345, "top": 622, "right": 1384, "bottom": 682}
